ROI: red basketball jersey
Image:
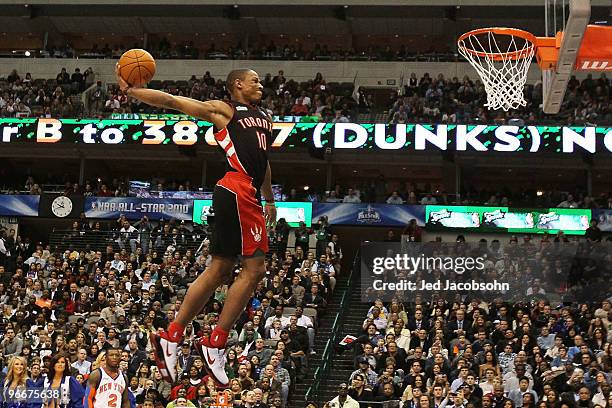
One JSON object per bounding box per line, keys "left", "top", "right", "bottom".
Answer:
{"left": 214, "top": 101, "right": 272, "bottom": 191}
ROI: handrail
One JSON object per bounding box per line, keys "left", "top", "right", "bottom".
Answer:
{"left": 304, "top": 249, "right": 360, "bottom": 403}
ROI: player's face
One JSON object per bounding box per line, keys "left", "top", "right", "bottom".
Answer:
{"left": 238, "top": 71, "right": 263, "bottom": 104}
{"left": 106, "top": 350, "right": 121, "bottom": 369}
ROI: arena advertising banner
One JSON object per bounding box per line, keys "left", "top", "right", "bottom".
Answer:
{"left": 1, "top": 118, "right": 611, "bottom": 154}
{"left": 593, "top": 209, "right": 612, "bottom": 232}
{"left": 0, "top": 195, "right": 39, "bottom": 216}
{"left": 312, "top": 203, "right": 425, "bottom": 227}
{"left": 192, "top": 200, "right": 312, "bottom": 227}
{"left": 426, "top": 205, "right": 591, "bottom": 235}
{"left": 85, "top": 197, "right": 193, "bottom": 221}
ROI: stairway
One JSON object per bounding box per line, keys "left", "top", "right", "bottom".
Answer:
{"left": 287, "top": 272, "right": 351, "bottom": 407}
{"left": 312, "top": 278, "right": 370, "bottom": 404}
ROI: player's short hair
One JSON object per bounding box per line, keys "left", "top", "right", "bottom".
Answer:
{"left": 226, "top": 69, "right": 253, "bottom": 93}
{"left": 106, "top": 346, "right": 121, "bottom": 354}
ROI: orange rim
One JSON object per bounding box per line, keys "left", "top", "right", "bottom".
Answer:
{"left": 458, "top": 27, "right": 538, "bottom": 61}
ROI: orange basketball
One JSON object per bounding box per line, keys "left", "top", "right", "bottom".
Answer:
{"left": 118, "top": 49, "right": 156, "bottom": 87}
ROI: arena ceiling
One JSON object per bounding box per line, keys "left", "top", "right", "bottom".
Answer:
{"left": 0, "top": 0, "right": 608, "bottom": 5}
{"left": 0, "top": 4, "right": 607, "bottom": 36}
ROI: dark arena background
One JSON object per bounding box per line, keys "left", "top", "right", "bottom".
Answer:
{"left": 0, "top": 0, "right": 610, "bottom": 407}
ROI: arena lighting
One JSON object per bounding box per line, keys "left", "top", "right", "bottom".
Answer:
{"left": 24, "top": 51, "right": 30, "bottom": 57}
{"left": 537, "top": 190, "right": 544, "bottom": 196}
{"left": 303, "top": 186, "right": 310, "bottom": 191}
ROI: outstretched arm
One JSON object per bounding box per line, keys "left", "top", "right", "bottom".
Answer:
{"left": 115, "top": 64, "right": 233, "bottom": 129}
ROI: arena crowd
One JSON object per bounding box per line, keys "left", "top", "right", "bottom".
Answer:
{"left": 0, "top": 213, "right": 342, "bottom": 408}
{"left": 329, "top": 235, "right": 611, "bottom": 408}
{"left": 2, "top": 68, "right": 610, "bottom": 126}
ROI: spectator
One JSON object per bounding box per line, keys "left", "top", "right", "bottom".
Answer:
{"left": 1, "top": 327, "right": 23, "bottom": 357}
{"left": 387, "top": 191, "right": 404, "bottom": 204}
{"left": 324, "top": 383, "right": 360, "bottom": 408}
{"left": 71, "top": 348, "right": 92, "bottom": 375}
{"left": 44, "top": 354, "right": 85, "bottom": 408}
{"left": 420, "top": 194, "right": 437, "bottom": 205}
{"left": 118, "top": 221, "right": 139, "bottom": 253}
{"left": 558, "top": 194, "right": 579, "bottom": 208}
{"left": 71, "top": 68, "right": 84, "bottom": 91}
{"left": 56, "top": 68, "right": 71, "bottom": 85}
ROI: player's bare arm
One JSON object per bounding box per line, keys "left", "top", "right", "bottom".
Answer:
{"left": 121, "top": 379, "right": 130, "bottom": 408}
{"left": 261, "top": 163, "right": 276, "bottom": 228}
{"left": 84, "top": 369, "right": 101, "bottom": 408}
{"left": 115, "top": 64, "right": 233, "bottom": 129}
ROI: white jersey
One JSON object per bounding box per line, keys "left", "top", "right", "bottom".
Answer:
{"left": 93, "top": 367, "right": 126, "bottom": 408}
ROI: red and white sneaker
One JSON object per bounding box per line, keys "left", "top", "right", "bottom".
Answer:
{"left": 150, "top": 331, "right": 178, "bottom": 383}
{"left": 193, "top": 338, "right": 229, "bottom": 386}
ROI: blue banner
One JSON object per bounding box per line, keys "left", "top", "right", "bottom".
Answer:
{"left": 313, "top": 203, "right": 425, "bottom": 227}
{"left": 85, "top": 197, "right": 193, "bottom": 221}
{"left": 0, "top": 195, "right": 39, "bottom": 216}
{"left": 593, "top": 209, "right": 612, "bottom": 232}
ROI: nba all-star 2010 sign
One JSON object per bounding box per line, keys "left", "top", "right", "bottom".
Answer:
{"left": 1, "top": 118, "right": 611, "bottom": 153}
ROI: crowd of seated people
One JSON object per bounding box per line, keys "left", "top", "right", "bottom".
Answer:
{"left": 1, "top": 176, "right": 611, "bottom": 213}
{"left": 3, "top": 65, "right": 610, "bottom": 127}
{"left": 316, "top": 183, "right": 611, "bottom": 211}
{"left": 1, "top": 69, "right": 359, "bottom": 120}
{"left": 0, "top": 67, "right": 94, "bottom": 118}
{"left": 387, "top": 73, "right": 611, "bottom": 125}
{"left": 328, "top": 232, "right": 611, "bottom": 408}
{"left": 104, "top": 70, "right": 358, "bottom": 121}
{"left": 0, "top": 207, "right": 343, "bottom": 408}
{"left": 10, "top": 38, "right": 455, "bottom": 62}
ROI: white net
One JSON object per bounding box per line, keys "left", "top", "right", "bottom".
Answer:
{"left": 458, "top": 29, "right": 536, "bottom": 111}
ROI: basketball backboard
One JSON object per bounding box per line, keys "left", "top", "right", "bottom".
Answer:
{"left": 542, "top": 0, "right": 591, "bottom": 114}
{"left": 458, "top": 0, "right": 612, "bottom": 115}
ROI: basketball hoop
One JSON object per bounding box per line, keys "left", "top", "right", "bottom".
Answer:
{"left": 457, "top": 27, "right": 537, "bottom": 111}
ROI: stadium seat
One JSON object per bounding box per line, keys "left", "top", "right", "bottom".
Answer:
{"left": 303, "top": 307, "right": 318, "bottom": 321}
{"left": 327, "top": 82, "right": 340, "bottom": 92}
{"left": 87, "top": 315, "right": 100, "bottom": 325}
{"left": 264, "top": 339, "right": 279, "bottom": 349}
{"left": 148, "top": 80, "right": 162, "bottom": 90}
{"left": 161, "top": 80, "right": 176, "bottom": 88}
{"left": 340, "top": 82, "right": 355, "bottom": 96}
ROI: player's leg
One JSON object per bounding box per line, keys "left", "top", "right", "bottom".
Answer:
{"left": 150, "top": 255, "right": 234, "bottom": 383}
{"left": 198, "top": 253, "right": 266, "bottom": 385}
{"left": 173, "top": 256, "right": 235, "bottom": 330}
{"left": 215, "top": 254, "right": 266, "bottom": 331}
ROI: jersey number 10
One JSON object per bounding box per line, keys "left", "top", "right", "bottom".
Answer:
{"left": 256, "top": 131, "right": 267, "bottom": 150}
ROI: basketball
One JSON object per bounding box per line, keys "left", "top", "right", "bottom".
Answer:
{"left": 117, "top": 49, "right": 156, "bottom": 87}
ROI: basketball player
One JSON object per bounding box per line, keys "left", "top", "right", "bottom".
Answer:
{"left": 83, "top": 348, "right": 130, "bottom": 408}
{"left": 115, "top": 66, "right": 276, "bottom": 386}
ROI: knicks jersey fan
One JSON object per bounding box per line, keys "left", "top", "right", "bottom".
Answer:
{"left": 84, "top": 349, "right": 131, "bottom": 408}
{"left": 117, "top": 67, "right": 277, "bottom": 386}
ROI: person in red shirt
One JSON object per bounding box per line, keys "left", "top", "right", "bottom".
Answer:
{"left": 290, "top": 97, "right": 309, "bottom": 116}
{"left": 170, "top": 373, "right": 197, "bottom": 401}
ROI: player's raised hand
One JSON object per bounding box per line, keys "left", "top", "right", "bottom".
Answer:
{"left": 115, "top": 62, "right": 132, "bottom": 92}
